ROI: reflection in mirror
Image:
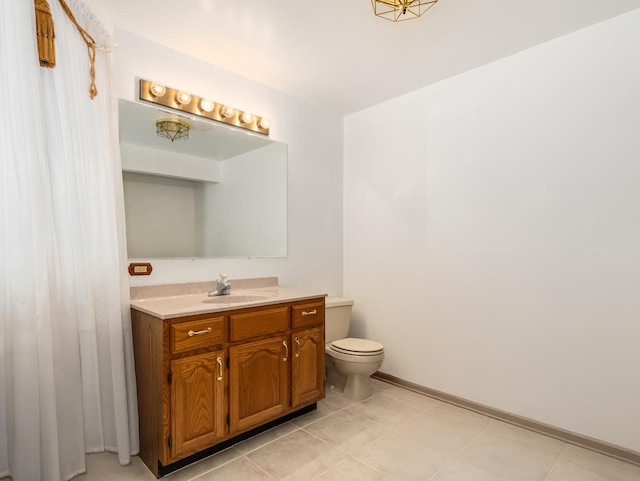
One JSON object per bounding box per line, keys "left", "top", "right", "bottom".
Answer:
{"left": 119, "top": 99, "right": 287, "bottom": 258}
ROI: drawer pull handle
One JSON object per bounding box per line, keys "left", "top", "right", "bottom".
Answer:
{"left": 295, "top": 337, "right": 301, "bottom": 358}
{"left": 301, "top": 310, "right": 317, "bottom": 317}
{"left": 283, "top": 340, "right": 288, "bottom": 361}
{"left": 216, "top": 357, "right": 223, "bottom": 381}
{"left": 188, "top": 327, "right": 212, "bottom": 337}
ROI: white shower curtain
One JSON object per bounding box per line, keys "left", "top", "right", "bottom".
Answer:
{"left": 0, "top": 1, "right": 139, "bottom": 480}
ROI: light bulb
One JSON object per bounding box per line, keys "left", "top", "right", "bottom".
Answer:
{"left": 175, "top": 91, "right": 192, "bottom": 105}
{"left": 241, "top": 112, "right": 254, "bottom": 124}
{"left": 258, "top": 118, "right": 270, "bottom": 130}
{"left": 199, "top": 99, "right": 215, "bottom": 112}
{"left": 149, "top": 82, "right": 166, "bottom": 97}
{"left": 220, "top": 106, "right": 235, "bottom": 118}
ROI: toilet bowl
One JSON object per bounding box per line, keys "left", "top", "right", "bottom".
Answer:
{"left": 325, "top": 298, "right": 384, "bottom": 401}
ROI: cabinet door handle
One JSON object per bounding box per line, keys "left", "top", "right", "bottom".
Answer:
{"left": 216, "top": 356, "right": 223, "bottom": 381}
{"left": 295, "top": 337, "right": 301, "bottom": 358}
{"left": 282, "top": 340, "right": 288, "bottom": 361}
{"left": 301, "top": 310, "right": 317, "bottom": 317}
{"left": 188, "top": 327, "right": 212, "bottom": 337}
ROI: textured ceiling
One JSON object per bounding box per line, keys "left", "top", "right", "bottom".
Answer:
{"left": 96, "top": 0, "right": 640, "bottom": 114}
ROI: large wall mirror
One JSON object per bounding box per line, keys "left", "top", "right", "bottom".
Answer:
{"left": 119, "top": 99, "right": 287, "bottom": 258}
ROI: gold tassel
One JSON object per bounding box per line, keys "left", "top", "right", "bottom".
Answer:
{"left": 58, "top": 0, "right": 98, "bottom": 99}
{"left": 35, "top": 0, "right": 56, "bottom": 68}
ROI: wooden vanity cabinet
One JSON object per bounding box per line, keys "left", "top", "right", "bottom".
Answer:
{"left": 291, "top": 326, "right": 324, "bottom": 407}
{"left": 170, "top": 350, "right": 226, "bottom": 459}
{"left": 229, "top": 334, "right": 289, "bottom": 432}
{"left": 291, "top": 301, "right": 325, "bottom": 407}
{"left": 131, "top": 311, "right": 227, "bottom": 475}
{"left": 131, "top": 297, "right": 325, "bottom": 478}
{"left": 228, "top": 305, "right": 290, "bottom": 432}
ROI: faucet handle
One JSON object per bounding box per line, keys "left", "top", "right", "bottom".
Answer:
{"left": 217, "top": 273, "right": 230, "bottom": 288}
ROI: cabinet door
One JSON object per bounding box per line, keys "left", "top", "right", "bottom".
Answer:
{"left": 291, "top": 327, "right": 325, "bottom": 408}
{"left": 229, "top": 335, "right": 289, "bottom": 433}
{"left": 170, "top": 350, "right": 225, "bottom": 459}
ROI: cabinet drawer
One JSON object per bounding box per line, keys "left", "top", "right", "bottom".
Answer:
{"left": 292, "top": 300, "right": 325, "bottom": 329}
{"left": 230, "top": 307, "right": 289, "bottom": 342}
{"left": 171, "top": 317, "right": 225, "bottom": 354}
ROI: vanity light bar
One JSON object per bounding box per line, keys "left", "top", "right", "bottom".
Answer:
{"left": 138, "top": 79, "right": 270, "bottom": 136}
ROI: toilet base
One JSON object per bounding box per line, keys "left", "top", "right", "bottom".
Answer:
{"left": 342, "top": 373, "right": 374, "bottom": 401}
{"left": 325, "top": 354, "right": 382, "bottom": 402}
{"left": 325, "top": 358, "right": 346, "bottom": 393}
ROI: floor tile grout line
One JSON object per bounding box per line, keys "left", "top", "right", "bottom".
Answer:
{"left": 340, "top": 451, "right": 402, "bottom": 481}
{"left": 307, "top": 453, "right": 400, "bottom": 481}
{"left": 425, "top": 458, "right": 456, "bottom": 481}
{"left": 541, "top": 442, "right": 569, "bottom": 481}
{"left": 172, "top": 402, "right": 362, "bottom": 480}
{"left": 179, "top": 450, "right": 244, "bottom": 481}
{"left": 309, "top": 463, "right": 334, "bottom": 481}
{"left": 235, "top": 424, "right": 303, "bottom": 456}
{"left": 292, "top": 402, "right": 355, "bottom": 430}
{"left": 434, "top": 419, "right": 494, "bottom": 478}
{"left": 380, "top": 388, "right": 446, "bottom": 413}
{"left": 374, "top": 386, "right": 442, "bottom": 414}
{"left": 302, "top": 406, "right": 402, "bottom": 461}
{"left": 300, "top": 425, "right": 342, "bottom": 447}
{"left": 298, "top": 425, "right": 395, "bottom": 479}
{"left": 243, "top": 454, "right": 279, "bottom": 481}
{"left": 181, "top": 422, "right": 304, "bottom": 479}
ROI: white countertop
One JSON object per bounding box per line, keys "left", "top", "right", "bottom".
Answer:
{"left": 130, "top": 286, "right": 327, "bottom": 320}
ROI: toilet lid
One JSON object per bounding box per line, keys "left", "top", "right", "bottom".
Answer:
{"left": 330, "top": 338, "right": 384, "bottom": 355}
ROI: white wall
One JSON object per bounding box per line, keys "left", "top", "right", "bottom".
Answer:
{"left": 114, "top": 30, "right": 344, "bottom": 294}
{"left": 344, "top": 10, "right": 640, "bottom": 452}
{"left": 199, "top": 143, "right": 287, "bottom": 257}
{"left": 123, "top": 172, "right": 198, "bottom": 257}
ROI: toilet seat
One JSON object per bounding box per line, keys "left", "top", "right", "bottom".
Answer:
{"left": 329, "top": 338, "right": 384, "bottom": 356}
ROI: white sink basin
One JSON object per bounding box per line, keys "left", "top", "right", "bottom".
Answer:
{"left": 203, "top": 293, "right": 275, "bottom": 304}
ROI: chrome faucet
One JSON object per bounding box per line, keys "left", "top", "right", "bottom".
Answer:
{"left": 208, "top": 273, "right": 231, "bottom": 297}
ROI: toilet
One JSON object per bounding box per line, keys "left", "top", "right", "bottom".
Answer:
{"left": 325, "top": 297, "right": 384, "bottom": 401}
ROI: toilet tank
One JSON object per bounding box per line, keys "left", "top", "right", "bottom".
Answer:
{"left": 325, "top": 297, "right": 354, "bottom": 343}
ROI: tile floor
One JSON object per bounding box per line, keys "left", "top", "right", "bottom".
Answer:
{"left": 76, "top": 379, "right": 640, "bottom": 481}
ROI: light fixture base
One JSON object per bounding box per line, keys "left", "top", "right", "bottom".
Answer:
{"left": 371, "top": 0, "right": 438, "bottom": 22}
{"left": 155, "top": 118, "right": 189, "bottom": 142}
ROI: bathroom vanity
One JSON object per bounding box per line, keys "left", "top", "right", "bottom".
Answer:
{"left": 130, "top": 280, "right": 326, "bottom": 477}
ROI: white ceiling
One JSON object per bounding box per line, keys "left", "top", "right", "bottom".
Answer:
{"left": 96, "top": 0, "right": 639, "bottom": 115}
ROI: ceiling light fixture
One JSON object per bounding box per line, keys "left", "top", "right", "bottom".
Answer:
{"left": 156, "top": 118, "right": 189, "bottom": 142}
{"left": 139, "top": 79, "right": 271, "bottom": 136}
{"left": 371, "top": 0, "right": 438, "bottom": 22}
